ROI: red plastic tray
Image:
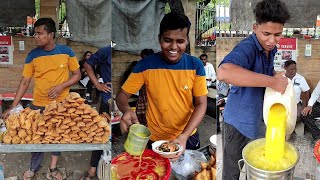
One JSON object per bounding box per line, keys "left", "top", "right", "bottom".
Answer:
{"left": 314, "top": 139, "right": 320, "bottom": 163}
{"left": 111, "top": 149, "right": 171, "bottom": 180}
{"left": 0, "top": 93, "right": 33, "bottom": 101}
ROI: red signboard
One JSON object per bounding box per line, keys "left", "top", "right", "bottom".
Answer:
{"left": 276, "top": 38, "right": 297, "bottom": 50}
{"left": 274, "top": 38, "right": 298, "bottom": 71}
{"left": 0, "top": 36, "right": 13, "bottom": 64}
{"left": 0, "top": 36, "right": 12, "bottom": 46}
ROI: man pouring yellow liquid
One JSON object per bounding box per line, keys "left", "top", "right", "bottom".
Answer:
{"left": 217, "top": 0, "right": 291, "bottom": 179}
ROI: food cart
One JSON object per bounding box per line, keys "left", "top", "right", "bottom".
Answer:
{"left": 0, "top": 92, "right": 112, "bottom": 152}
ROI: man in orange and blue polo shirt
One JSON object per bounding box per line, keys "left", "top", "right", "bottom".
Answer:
{"left": 116, "top": 12, "right": 208, "bottom": 160}
{"left": 3, "top": 18, "right": 81, "bottom": 180}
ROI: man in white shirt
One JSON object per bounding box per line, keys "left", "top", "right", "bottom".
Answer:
{"left": 301, "top": 81, "right": 320, "bottom": 139}
{"left": 200, "top": 54, "right": 216, "bottom": 88}
{"left": 284, "top": 60, "right": 310, "bottom": 123}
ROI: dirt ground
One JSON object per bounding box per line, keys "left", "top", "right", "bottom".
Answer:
{"left": 1, "top": 151, "right": 93, "bottom": 180}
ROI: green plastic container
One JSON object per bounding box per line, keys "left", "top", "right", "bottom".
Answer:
{"left": 124, "top": 124, "right": 151, "bottom": 156}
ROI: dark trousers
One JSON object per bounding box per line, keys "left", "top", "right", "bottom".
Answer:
{"left": 79, "top": 80, "right": 100, "bottom": 98}
{"left": 216, "top": 100, "right": 225, "bottom": 132}
{"left": 86, "top": 80, "right": 100, "bottom": 98}
{"left": 222, "top": 122, "right": 251, "bottom": 180}
{"left": 90, "top": 100, "right": 109, "bottom": 167}
{"left": 29, "top": 104, "right": 61, "bottom": 172}
{"left": 147, "top": 131, "right": 200, "bottom": 150}
{"left": 301, "top": 102, "right": 320, "bottom": 139}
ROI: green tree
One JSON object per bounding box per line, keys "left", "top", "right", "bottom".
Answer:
{"left": 35, "top": 0, "right": 40, "bottom": 18}
{"left": 59, "top": 0, "right": 66, "bottom": 26}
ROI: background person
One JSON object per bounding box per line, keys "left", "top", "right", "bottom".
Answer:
{"left": 301, "top": 81, "right": 320, "bottom": 139}
{"left": 80, "top": 46, "right": 112, "bottom": 180}
{"left": 79, "top": 51, "right": 101, "bottom": 103}
{"left": 284, "top": 60, "right": 310, "bottom": 132}
{"left": 200, "top": 53, "right": 216, "bottom": 88}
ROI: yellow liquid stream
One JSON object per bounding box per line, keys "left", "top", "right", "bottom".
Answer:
{"left": 265, "top": 103, "right": 287, "bottom": 162}
{"left": 245, "top": 103, "right": 298, "bottom": 171}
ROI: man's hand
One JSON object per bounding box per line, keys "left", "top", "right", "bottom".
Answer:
{"left": 271, "top": 74, "right": 288, "bottom": 94}
{"left": 169, "top": 134, "right": 189, "bottom": 162}
{"left": 48, "top": 84, "right": 64, "bottom": 99}
{"left": 2, "top": 107, "right": 13, "bottom": 119}
{"left": 120, "top": 109, "right": 139, "bottom": 134}
{"left": 96, "top": 82, "right": 112, "bottom": 93}
{"left": 302, "top": 106, "right": 312, "bottom": 116}
{"left": 217, "top": 99, "right": 225, "bottom": 106}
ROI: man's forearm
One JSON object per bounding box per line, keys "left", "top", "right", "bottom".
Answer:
{"left": 218, "top": 63, "right": 275, "bottom": 88}
{"left": 116, "top": 90, "right": 132, "bottom": 113}
{"left": 84, "top": 62, "right": 100, "bottom": 87}
{"left": 11, "top": 77, "right": 31, "bottom": 108}
{"left": 303, "top": 91, "right": 311, "bottom": 107}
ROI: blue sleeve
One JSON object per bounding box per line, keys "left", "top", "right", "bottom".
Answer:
{"left": 87, "top": 46, "right": 111, "bottom": 66}
{"left": 25, "top": 48, "right": 38, "bottom": 63}
{"left": 25, "top": 53, "right": 34, "bottom": 64}
{"left": 132, "top": 54, "right": 157, "bottom": 73}
{"left": 219, "top": 42, "right": 255, "bottom": 69}
{"left": 65, "top": 45, "right": 76, "bottom": 57}
{"left": 132, "top": 59, "right": 146, "bottom": 73}
{"left": 195, "top": 57, "right": 206, "bottom": 76}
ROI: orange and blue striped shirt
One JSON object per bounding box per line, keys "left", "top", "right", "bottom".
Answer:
{"left": 23, "top": 44, "right": 79, "bottom": 106}
{"left": 122, "top": 53, "right": 208, "bottom": 141}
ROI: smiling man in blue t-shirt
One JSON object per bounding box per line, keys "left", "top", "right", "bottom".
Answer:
{"left": 217, "top": 0, "right": 291, "bottom": 179}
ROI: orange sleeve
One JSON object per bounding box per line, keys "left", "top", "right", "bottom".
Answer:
{"left": 193, "top": 75, "right": 208, "bottom": 96}
{"left": 68, "top": 56, "right": 80, "bottom": 71}
{"left": 121, "top": 72, "right": 144, "bottom": 94}
{"left": 22, "top": 63, "right": 34, "bottom": 78}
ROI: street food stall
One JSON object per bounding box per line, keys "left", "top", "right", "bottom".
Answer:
{"left": 0, "top": 92, "right": 112, "bottom": 153}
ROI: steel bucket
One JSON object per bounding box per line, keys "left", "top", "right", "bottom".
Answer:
{"left": 239, "top": 138, "right": 299, "bottom": 180}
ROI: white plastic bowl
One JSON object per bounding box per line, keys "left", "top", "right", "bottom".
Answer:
{"left": 210, "top": 135, "right": 217, "bottom": 148}
{"left": 152, "top": 140, "right": 183, "bottom": 159}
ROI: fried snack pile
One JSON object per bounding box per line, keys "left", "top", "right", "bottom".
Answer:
{"left": 195, "top": 153, "right": 216, "bottom": 180}
{"left": 3, "top": 92, "right": 111, "bottom": 144}
{"left": 158, "top": 142, "right": 179, "bottom": 152}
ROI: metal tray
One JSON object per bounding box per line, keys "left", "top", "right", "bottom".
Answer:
{"left": 0, "top": 142, "right": 111, "bottom": 153}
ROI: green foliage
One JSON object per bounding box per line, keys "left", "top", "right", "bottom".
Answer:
{"left": 59, "top": 1, "right": 66, "bottom": 24}
{"left": 197, "top": 2, "right": 215, "bottom": 33}
{"left": 164, "top": 3, "right": 171, "bottom": 14}
{"left": 211, "top": 0, "right": 229, "bottom": 6}
{"left": 34, "top": 0, "right": 66, "bottom": 26}
{"left": 35, "top": 0, "right": 40, "bottom": 18}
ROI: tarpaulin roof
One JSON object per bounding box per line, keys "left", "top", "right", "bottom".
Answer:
{"left": 66, "top": 0, "right": 165, "bottom": 54}
{"left": 112, "top": 0, "right": 165, "bottom": 54}
{"left": 66, "top": 0, "right": 112, "bottom": 48}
